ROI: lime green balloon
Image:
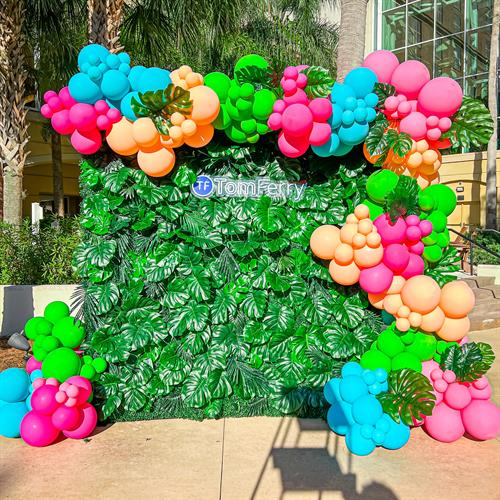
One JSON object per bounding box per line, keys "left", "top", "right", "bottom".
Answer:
{"left": 427, "top": 211, "right": 447, "bottom": 233}
{"left": 361, "top": 199, "right": 384, "bottom": 220}
{"left": 234, "top": 54, "right": 269, "bottom": 85}
{"left": 422, "top": 185, "right": 457, "bottom": 216}
{"left": 406, "top": 332, "right": 437, "bottom": 361}
{"left": 360, "top": 348, "right": 392, "bottom": 372}
{"left": 391, "top": 352, "right": 422, "bottom": 372}
{"left": 377, "top": 329, "right": 405, "bottom": 357}
{"left": 42, "top": 347, "right": 82, "bottom": 383}
{"left": 92, "top": 357, "right": 107, "bottom": 374}
{"left": 42, "top": 335, "right": 60, "bottom": 352}
{"left": 366, "top": 170, "right": 399, "bottom": 204}
{"left": 44, "top": 301, "right": 70, "bottom": 324}
{"left": 422, "top": 230, "right": 438, "bottom": 246}
{"left": 437, "top": 230, "right": 450, "bottom": 248}
{"left": 52, "top": 316, "right": 85, "bottom": 349}
{"left": 399, "top": 330, "right": 416, "bottom": 345}
{"left": 24, "top": 317, "right": 45, "bottom": 340}
{"left": 418, "top": 192, "right": 435, "bottom": 212}
{"left": 204, "top": 72, "right": 232, "bottom": 102}
{"left": 80, "top": 364, "right": 97, "bottom": 381}
{"left": 423, "top": 245, "right": 443, "bottom": 263}
{"left": 33, "top": 344, "right": 48, "bottom": 362}
{"left": 253, "top": 89, "right": 276, "bottom": 121}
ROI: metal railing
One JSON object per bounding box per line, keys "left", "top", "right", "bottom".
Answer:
{"left": 449, "top": 227, "right": 500, "bottom": 275}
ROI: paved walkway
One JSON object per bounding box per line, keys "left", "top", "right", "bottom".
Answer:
{"left": 1, "top": 329, "right": 499, "bottom": 500}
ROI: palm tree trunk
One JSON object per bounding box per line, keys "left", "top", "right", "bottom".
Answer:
{"left": 88, "top": 0, "right": 125, "bottom": 52}
{"left": 0, "top": 0, "right": 29, "bottom": 225}
{"left": 336, "top": 0, "right": 368, "bottom": 82}
{"left": 51, "top": 133, "right": 64, "bottom": 217}
{"left": 486, "top": 0, "right": 499, "bottom": 230}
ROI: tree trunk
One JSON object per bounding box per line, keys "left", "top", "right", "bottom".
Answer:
{"left": 88, "top": 0, "right": 125, "bottom": 52}
{"left": 336, "top": 0, "right": 368, "bottom": 82}
{"left": 486, "top": 0, "right": 499, "bottom": 230}
{"left": 0, "top": 0, "right": 29, "bottom": 225}
{"left": 51, "top": 133, "right": 64, "bottom": 217}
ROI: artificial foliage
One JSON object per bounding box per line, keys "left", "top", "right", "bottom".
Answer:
{"left": 73, "top": 138, "right": 385, "bottom": 420}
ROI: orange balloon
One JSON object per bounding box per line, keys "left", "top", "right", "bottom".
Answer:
{"left": 334, "top": 243, "right": 354, "bottom": 265}
{"left": 340, "top": 224, "right": 358, "bottom": 244}
{"left": 310, "top": 225, "right": 340, "bottom": 260}
{"left": 329, "top": 260, "right": 360, "bottom": 286}
{"left": 354, "top": 245, "right": 383, "bottom": 268}
{"left": 440, "top": 281, "right": 475, "bottom": 318}
{"left": 420, "top": 306, "right": 446, "bottom": 333}
{"left": 137, "top": 146, "right": 175, "bottom": 177}
{"left": 160, "top": 134, "right": 184, "bottom": 149}
{"left": 368, "top": 292, "right": 386, "bottom": 309}
{"left": 352, "top": 233, "right": 367, "bottom": 249}
{"left": 354, "top": 204, "right": 370, "bottom": 220}
{"left": 437, "top": 316, "right": 470, "bottom": 342}
{"left": 408, "top": 311, "right": 422, "bottom": 328}
{"left": 396, "top": 317, "right": 410, "bottom": 332}
{"left": 184, "top": 124, "right": 214, "bottom": 148}
{"left": 357, "top": 219, "right": 372, "bottom": 236}
{"left": 105, "top": 117, "right": 139, "bottom": 156}
{"left": 189, "top": 86, "right": 220, "bottom": 125}
{"left": 400, "top": 275, "right": 441, "bottom": 314}
{"left": 383, "top": 294, "right": 403, "bottom": 315}
{"left": 363, "top": 143, "right": 380, "bottom": 164}
{"left": 132, "top": 117, "right": 160, "bottom": 148}
{"left": 388, "top": 276, "right": 406, "bottom": 294}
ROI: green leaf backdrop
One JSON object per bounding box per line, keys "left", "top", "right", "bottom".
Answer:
{"left": 74, "top": 138, "right": 384, "bottom": 420}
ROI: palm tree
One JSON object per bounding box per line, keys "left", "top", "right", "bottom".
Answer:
{"left": 88, "top": 0, "right": 125, "bottom": 51}
{"left": 336, "top": 0, "right": 368, "bottom": 81}
{"left": 0, "top": 0, "right": 29, "bottom": 225}
{"left": 486, "top": 0, "right": 499, "bottom": 230}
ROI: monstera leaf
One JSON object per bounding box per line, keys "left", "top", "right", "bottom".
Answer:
{"left": 365, "top": 117, "right": 412, "bottom": 166}
{"left": 443, "top": 96, "right": 494, "bottom": 150}
{"left": 234, "top": 64, "right": 273, "bottom": 90}
{"left": 440, "top": 342, "right": 495, "bottom": 382}
{"left": 384, "top": 175, "right": 420, "bottom": 222}
{"left": 300, "top": 66, "right": 334, "bottom": 99}
{"left": 373, "top": 82, "right": 396, "bottom": 108}
{"left": 424, "top": 246, "right": 460, "bottom": 286}
{"left": 377, "top": 369, "right": 436, "bottom": 425}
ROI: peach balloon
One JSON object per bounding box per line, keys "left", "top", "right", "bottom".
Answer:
{"left": 105, "top": 118, "right": 139, "bottom": 156}
{"left": 354, "top": 204, "right": 370, "bottom": 220}
{"left": 310, "top": 225, "right": 341, "bottom": 260}
{"left": 396, "top": 317, "right": 411, "bottom": 332}
{"left": 340, "top": 224, "right": 358, "bottom": 244}
{"left": 400, "top": 275, "right": 441, "bottom": 314}
{"left": 334, "top": 243, "right": 354, "bottom": 265}
{"left": 408, "top": 311, "right": 422, "bottom": 328}
{"left": 329, "top": 260, "right": 360, "bottom": 285}
{"left": 132, "top": 117, "right": 160, "bottom": 148}
{"left": 354, "top": 245, "right": 383, "bottom": 268}
{"left": 420, "top": 306, "right": 446, "bottom": 332}
{"left": 189, "top": 86, "right": 220, "bottom": 125}
{"left": 440, "top": 281, "right": 475, "bottom": 318}
{"left": 383, "top": 294, "right": 403, "bottom": 315}
{"left": 357, "top": 219, "right": 372, "bottom": 235}
{"left": 184, "top": 124, "right": 215, "bottom": 148}
{"left": 388, "top": 276, "right": 406, "bottom": 294}
{"left": 137, "top": 147, "right": 175, "bottom": 177}
{"left": 437, "top": 316, "right": 471, "bottom": 342}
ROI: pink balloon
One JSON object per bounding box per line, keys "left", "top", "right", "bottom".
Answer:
{"left": 359, "top": 262, "right": 394, "bottom": 294}
{"left": 63, "top": 403, "right": 97, "bottom": 440}
{"left": 444, "top": 382, "right": 472, "bottom": 410}
{"left": 40, "top": 104, "right": 53, "bottom": 119}
{"left": 26, "top": 356, "right": 42, "bottom": 374}
{"left": 399, "top": 111, "right": 428, "bottom": 140}
{"left": 390, "top": 60, "right": 430, "bottom": 100}
{"left": 419, "top": 219, "right": 433, "bottom": 237}
{"left": 66, "top": 375, "right": 92, "bottom": 405}
{"left": 281, "top": 103, "right": 313, "bottom": 137}
{"left": 51, "top": 110, "right": 75, "bottom": 135}
{"left": 59, "top": 86, "right": 76, "bottom": 108}
{"left": 374, "top": 214, "right": 407, "bottom": 245}
{"left": 309, "top": 122, "right": 331, "bottom": 146}
{"left": 409, "top": 241, "right": 424, "bottom": 255}
{"left": 51, "top": 405, "right": 84, "bottom": 431}
{"left": 69, "top": 103, "right": 97, "bottom": 131}
{"left": 424, "top": 402, "right": 464, "bottom": 442}
{"left": 383, "top": 243, "right": 410, "bottom": 273}
{"left": 363, "top": 50, "right": 399, "bottom": 84}
{"left": 71, "top": 129, "right": 102, "bottom": 155}
{"left": 308, "top": 98, "right": 332, "bottom": 122}
{"left": 461, "top": 400, "right": 500, "bottom": 441}
{"left": 401, "top": 253, "right": 424, "bottom": 279}
{"left": 417, "top": 77, "right": 463, "bottom": 118}
{"left": 277, "top": 131, "right": 309, "bottom": 158}
{"left": 20, "top": 411, "right": 60, "bottom": 447}
{"left": 31, "top": 385, "right": 59, "bottom": 415}
{"left": 468, "top": 380, "right": 492, "bottom": 400}
{"left": 267, "top": 112, "right": 282, "bottom": 131}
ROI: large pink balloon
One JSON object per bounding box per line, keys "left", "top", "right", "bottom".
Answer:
{"left": 424, "top": 402, "right": 464, "bottom": 442}
{"left": 20, "top": 411, "right": 60, "bottom": 447}
{"left": 401, "top": 253, "right": 424, "bottom": 279}
{"left": 31, "top": 385, "right": 59, "bottom": 415}
{"left": 359, "top": 263, "right": 394, "bottom": 294}
{"left": 281, "top": 103, "right": 313, "bottom": 137}
{"left": 51, "top": 110, "right": 75, "bottom": 135}
{"left": 63, "top": 403, "right": 97, "bottom": 439}
{"left": 278, "top": 131, "right": 309, "bottom": 158}
{"left": 51, "top": 405, "right": 84, "bottom": 431}
{"left": 71, "top": 128, "right": 102, "bottom": 154}
{"left": 69, "top": 103, "right": 97, "bottom": 131}
{"left": 390, "top": 60, "right": 430, "bottom": 100}
{"left": 417, "top": 77, "right": 463, "bottom": 118}
{"left": 66, "top": 375, "right": 93, "bottom": 405}
{"left": 363, "top": 50, "right": 399, "bottom": 84}
{"left": 461, "top": 399, "right": 500, "bottom": 440}
{"left": 399, "top": 111, "right": 428, "bottom": 140}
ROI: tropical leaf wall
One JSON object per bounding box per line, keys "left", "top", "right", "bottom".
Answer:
{"left": 73, "top": 138, "right": 385, "bottom": 420}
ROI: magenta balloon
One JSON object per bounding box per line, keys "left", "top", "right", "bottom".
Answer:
{"left": 26, "top": 356, "right": 42, "bottom": 374}
{"left": 363, "top": 50, "right": 399, "bottom": 84}
{"left": 383, "top": 243, "right": 410, "bottom": 273}
{"left": 51, "top": 110, "right": 75, "bottom": 135}
{"left": 51, "top": 405, "right": 84, "bottom": 431}
{"left": 31, "top": 384, "right": 59, "bottom": 415}
{"left": 309, "top": 122, "right": 331, "bottom": 146}
{"left": 281, "top": 103, "right": 313, "bottom": 137}
{"left": 69, "top": 103, "right": 97, "bottom": 131}
{"left": 359, "top": 262, "right": 394, "bottom": 294}
{"left": 20, "top": 411, "right": 60, "bottom": 447}
{"left": 390, "top": 60, "right": 430, "bottom": 100}
{"left": 62, "top": 403, "right": 97, "bottom": 440}
{"left": 417, "top": 77, "right": 463, "bottom": 118}
{"left": 308, "top": 98, "right": 332, "bottom": 122}
{"left": 374, "top": 214, "right": 407, "bottom": 245}
{"left": 66, "top": 375, "right": 92, "bottom": 405}
{"left": 71, "top": 129, "right": 102, "bottom": 155}
{"left": 40, "top": 104, "right": 53, "bottom": 119}
{"left": 401, "top": 253, "right": 424, "bottom": 279}
{"left": 277, "top": 131, "right": 309, "bottom": 158}
{"left": 399, "top": 111, "right": 428, "bottom": 141}
{"left": 59, "top": 86, "right": 76, "bottom": 108}
{"left": 462, "top": 400, "right": 500, "bottom": 441}
{"left": 424, "top": 402, "right": 464, "bottom": 442}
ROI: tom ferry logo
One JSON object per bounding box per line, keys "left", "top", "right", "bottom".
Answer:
{"left": 191, "top": 175, "right": 307, "bottom": 201}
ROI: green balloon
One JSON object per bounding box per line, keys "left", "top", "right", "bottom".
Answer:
{"left": 80, "top": 364, "right": 97, "bottom": 381}
{"left": 360, "top": 348, "right": 392, "bottom": 372}
{"left": 422, "top": 185, "right": 457, "bottom": 216}
{"left": 423, "top": 245, "right": 443, "bottom": 263}
{"left": 234, "top": 54, "right": 269, "bottom": 85}
{"left": 422, "top": 230, "right": 438, "bottom": 246}
{"left": 391, "top": 352, "right": 422, "bottom": 372}
{"left": 366, "top": 170, "right": 399, "bottom": 204}
{"left": 253, "top": 89, "right": 276, "bottom": 121}
{"left": 361, "top": 199, "right": 385, "bottom": 220}
{"left": 42, "top": 347, "right": 82, "bottom": 383}
{"left": 52, "top": 316, "right": 85, "bottom": 349}
{"left": 24, "top": 317, "right": 45, "bottom": 340}
{"left": 377, "top": 329, "right": 405, "bottom": 357}
{"left": 42, "top": 335, "right": 60, "bottom": 352}
{"left": 399, "top": 330, "right": 416, "bottom": 345}
{"left": 427, "top": 211, "right": 447, "bottom": 233}
{"left": 437, "top": 230, "right": 450, "bottom": 248}
{"left": 418, "top": 192, "right": 435, "bottom": 212}
{"left": 44, "top": 301, "right": 70, "bottom": 324}
{"left": 92, "top": 357, "right": 107, "bottom": 374}
{"left": 204, "top": 71, "right": 232, "bottom": 102}
{"left": 406, "top": 332, "right": 437, "bottom": 361}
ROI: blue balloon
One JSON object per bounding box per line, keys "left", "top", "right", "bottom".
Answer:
{"left": 374, "top": 367, "right": 388, "bottom": 383}
{"left": 106, "top": 54, "right": 121, "bottom": 69}
{"left": 344, "top": 67, "right": 378, "bottom": 98}
{"left": 341, "top": 110, "right": 355, "bottom": 126}
{"left": 101, "top": 69, "right": 131, "bottom": 101}
{"left": 30, "top": 369, "right": 43, "bottom": 383}
{"left": 346, "top": 423, "right": 376, "bottom": 456}
{"left": 0, "top": 402, "right": 28, "bottom": 438}
{"left": 331, "top": 142, "right": 353, "bottom": 156}
{"left": 0, "top": 368, "right": 30, "bottom": 403}
{"left": 311, "top": 133, "right": 340, "bottom": 157}
{"left": 78, "top": 44, "right": 109, "bottom": 68}
{"left": 341, "top": 361, "right": 364, "bottom": 378}
{"left": 340, "top": 375, "right": 368, "bottom": 403}
{"left": 354, "top": 107, "right": 368, "bottom": 123}
{"left": 128, "top": 65, "right": 147, "bottom": 91}
{"left": 121, "top": 91, "right": 141, "bottom": 121}
{"left": 327, "top": 403, "right": 350, "bottom": 436}
{"left": 351, "top": 394, "right": 383, "bottom": 425}
{"left": 381, "top": 416, "right": 411, "bottom": 450}
{"left": 138, "top": 67, "right": 172, "bottom": 93}
{"left": 69, "top": 73, "right": 103, "bottom": 104}
{"left": 330, "top": 104, "right": 344, "bottom": 129}
{"left": 26, "top": 392, "right": 33, "bottom": 411}
{"left": 118, "top": 52, "right": 131, "bottom": 65}
{"left": 364, "top": 92, "right": 379, "bottom": 108}
{"left": 344, "top": 96, "right": 357, "bottom": 111}
{"left": 366, "top": 107, "right": 377, "bottom": 123}
{"left": 330, "top": 82, "right": 356, "bottom": 106}
{"left": 338, "top": 122, "right": 369, "bottom": 146}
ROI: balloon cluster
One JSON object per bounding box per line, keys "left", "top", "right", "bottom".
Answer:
{"left": 21, "top": 376, "right": 97, "bottom": 447}
{"left": 324, "top": 362, "right": 410, "bottom": 456}
{"left": 313, "top": 67, "right": 378, "bottom": 157}
{"left": 420, "top": 361, "right": 500, "bottom": 442}
{"left": 267, "top": 66, "right": 333, "bottom": 157}
{"left": 205, "top": 55, "right": 276, "bottom": 144}
{"left": 369, "top": 276, "right": 475, "bottom": 340}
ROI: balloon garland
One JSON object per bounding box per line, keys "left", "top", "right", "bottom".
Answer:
{"left": 36, "top": 44, "right": 499, "bottom": 455}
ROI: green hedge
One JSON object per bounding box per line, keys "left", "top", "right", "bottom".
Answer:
{"left": 74, "top": 139, "right": 384, "bottom": 420}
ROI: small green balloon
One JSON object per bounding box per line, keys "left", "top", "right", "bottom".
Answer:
{"left": 253, "top": 89, "right": 276, "bottom": 120}
{"left": 42, "top": 335, "right": 60, "bottom": 352}
{"left": 391, "top": 352, "right": 422, "bottom": 372}
{"left": 52, "top": 316, "right": 85, "bottom": 349}
{"left": 234, "top": 54, "right": 269, "bottom": 85}
{"left": 423, "top": 245, "right": 443, "bottom": 263}
{"left": 42, "top": 347, "right": 82, "bottom": 383}
{"left": 366, "top": 170, "right": 399, "bottom": 204}
{"left": 437, "top": 230, "right": 450, "bottom": 248}
{"left": 422, "top": 185, "right": 457, "bottom": 216}
{"left": 418, "top": 192, "right": 435, "bottom": 212}
{"left": 80, "top": 364, "right": 97, "bottom": 381}
{"left": 360, "top": 348, "right": 392, "bottom": 372}
{"left": 44, "top": 301, "right": 70, "bottom": 324}
{"left": 204, "top": 71, "right": 232, "bottom": 102}
{"left": 422, "top": 230, "right": 439, "bottom": 246}
{"left": 377, "top": 329, "right": 405, "bottom": 357}
{"left": 24, "top": 317, "right": 45, "bottom": 340}
{"left": 36, "top": 318, "right": 53, "bottom": 337}
{"left": 400, "top": 331, "right": 416, "bottom": 345}
{"left": 32, "top": 345, "right": 48, "bottom": 362}
{"left": 427, "top": 211, "right": 447, "bottom": 233}
{"left": 406, "top": 332, "right": 437, "bottom": 361}
{"left": 92, "top": 357, "right": 107, "bottom": 374}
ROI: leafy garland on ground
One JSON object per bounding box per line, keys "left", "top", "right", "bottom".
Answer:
{"left": 73, "top": 137, "right": 389, "bottom": 420}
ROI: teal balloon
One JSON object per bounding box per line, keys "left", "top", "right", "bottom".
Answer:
{"left": 351, "top": 394, "right": 383, "bottom": 425}
{"left": 338, "top": 122, "right": 369, "bottom": 145}
{"left": 366, "top": 107, "right": 377, "bottom": 122}
{"left": 128, "top": 65, "right": 146, "bottom": 91}
{"left": 327, "top": 403, "right": 350, "bottom": 436}
{"left": 344, "top": 67, "right": 378, "bottom": 98}
{"left": 340, "top": 375, "right": 368, "bottom": 403}
{"left": 381, "top": 415, "right": 411, "bottom": 450}
{"left": 341, "top": 362, "right": 364, "bottom": 378}
{"left": 78, "top": 44, "right": 109, "bottom": 68}
{"left": 331, "top": 142, "right": 353, "bottom": 156}
{"left": 101, "top": 70, "right": 130, "bottom": 101}
{"left": 381, "top": 310, "right": 395, "bottom": 325}
{"left": 311, "top": 133, "right": 340, "bottom": 157}
{"left": 138, "top": 67, "right": 171, "bottom": 93}
{"left": 330, "top": 82, "right": 356, "bottom": 106}
{"left": 69, "top": 73, "right": 103, "bottom": 104}
{"left": 330, "top": 104, "right": 343, "bottom": 128}
{"left": 0, "top": 402, "right": 28, "bottom": 438}
{"left": 364, "top": 92, "right": 379, "bottom": 108}
{"left": 0, "top": 368, "right": 30, "bottom": 403}
{"left": 121, "top": 91, "right": 141, "bottom": 121}
{"left": 346, "top": 424, "right": 376, "bottom": 456}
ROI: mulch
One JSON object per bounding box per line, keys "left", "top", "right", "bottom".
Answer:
{"left": 0, "top": 338, "right": 26, "bottom": 371}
